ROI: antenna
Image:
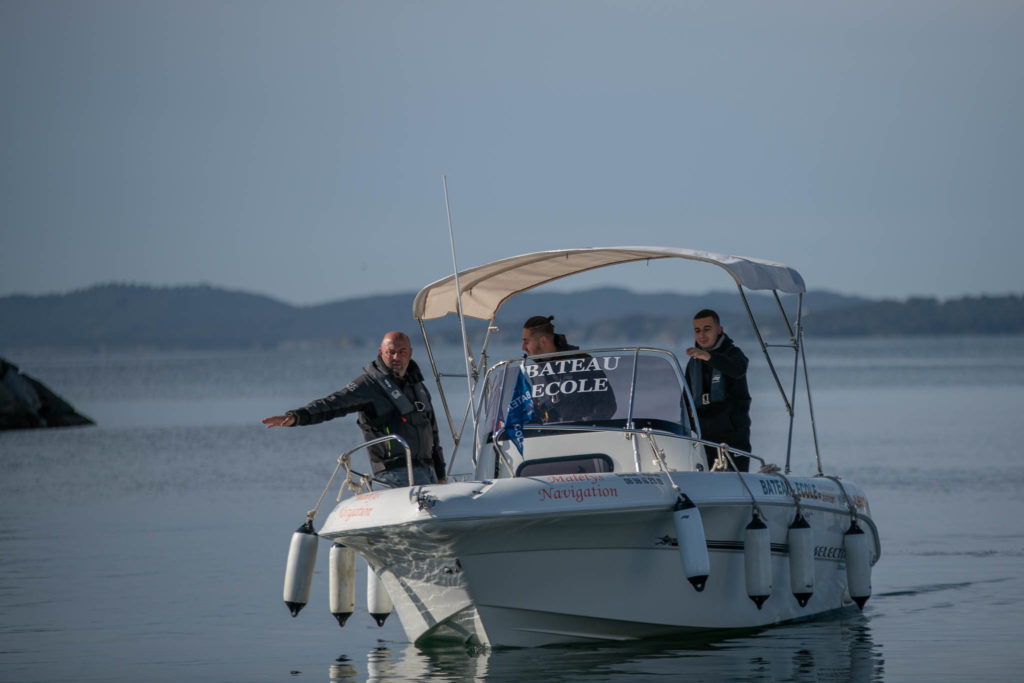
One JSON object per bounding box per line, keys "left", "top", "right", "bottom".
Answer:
{"left": 442, "top": 176, "right": 478, "bottom": 448}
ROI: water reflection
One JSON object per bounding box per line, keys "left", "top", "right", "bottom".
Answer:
{"left": 328, "top": 654, "right": 359, "bottom": 682}
{"left": 329, "top": 611, "right": 883, "bottom": 682}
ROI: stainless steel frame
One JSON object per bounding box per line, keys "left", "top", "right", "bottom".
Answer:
{"left": 416, "top": 271, "right": 824, "bottom": 476}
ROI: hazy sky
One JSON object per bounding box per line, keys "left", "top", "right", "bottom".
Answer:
{"left": 2, "top": 1, "right": 1021, "bottom": 305}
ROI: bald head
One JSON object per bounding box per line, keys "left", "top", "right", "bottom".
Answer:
{"left": 379, "top": 331, "right": 413, "bottom": 376}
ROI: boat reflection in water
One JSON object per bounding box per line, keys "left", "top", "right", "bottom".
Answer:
{"left": 327, "top": 612, "right": 883, "bottom": 682}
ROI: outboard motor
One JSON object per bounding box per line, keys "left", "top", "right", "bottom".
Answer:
{"left": 282, "top": 519, "right": 318, "bottom": 617}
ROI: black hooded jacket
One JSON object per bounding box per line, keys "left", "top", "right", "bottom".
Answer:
{"left": 684, "top": 332, "right": 751, "bottom": 451}
{"left": 286, "top": 356, "right": 445, "bottom": 479}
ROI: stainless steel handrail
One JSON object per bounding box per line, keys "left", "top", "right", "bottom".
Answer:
{"left": 340, "top": 434, "right": 414, "bottom": 487}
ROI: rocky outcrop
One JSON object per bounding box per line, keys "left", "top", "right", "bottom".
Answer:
{"left": 0, "top": 358, "right": 94, "bottom": 430}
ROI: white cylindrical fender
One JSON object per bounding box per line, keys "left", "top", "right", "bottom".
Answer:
{"left": 282, "top": 519, "right": 318, "bottom": 617}
{"left": 672, "top": 494, "right": 710, "bottom": 591}
{"left": 788, "top": 512, "right": 814, "bottom": 607}
{"left": 328, "top": 543, "right": 356, "bottom": 627}
{"left": 366, "top": 562, "right": 393, "bottom": 627}
{"left": 844, "top": 519, "right": 872, "bottom": 609}
{"left": 744, "top": 514, "right": 772, "bottom": 609}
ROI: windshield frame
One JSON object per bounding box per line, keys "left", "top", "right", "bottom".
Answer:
{"left": 472, "top": 346, "right": 698, "bottom": 466}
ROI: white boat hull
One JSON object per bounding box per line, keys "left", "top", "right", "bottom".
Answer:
{"left": 318, "top": 472, "right": 878, "bottom": 647}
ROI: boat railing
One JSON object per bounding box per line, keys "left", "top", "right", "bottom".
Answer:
{"left": 699, "top": 439, "right": 766, "bottom": 472}
{"left": 297, "top": 434, "right": 416, "bottom": 527}
{"left": 323, "top": 435, "right": 417, "bottom": 493}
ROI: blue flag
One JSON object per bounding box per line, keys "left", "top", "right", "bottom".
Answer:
{"left": 503, "top": 367, "right": 535, "bottom": 455}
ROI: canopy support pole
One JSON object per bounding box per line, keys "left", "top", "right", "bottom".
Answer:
{"left": 795, "top": 296, "right": 824, "bottom": 475}
{"left": 737, "top": 285, "right": 792, "bottom": 416}
{"left": 783, "top": 293, "right": 802, "bottom": 473}
{"left": 419, "top": 320, "right": 458, "bottom": 443}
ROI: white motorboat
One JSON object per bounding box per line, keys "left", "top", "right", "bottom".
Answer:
{"left": 285, "top": 247, "right": 881, "bottom": 648}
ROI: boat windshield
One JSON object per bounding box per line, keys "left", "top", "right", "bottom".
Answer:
{"left": 478, "top": 348, "right": 693, "bottom": 441}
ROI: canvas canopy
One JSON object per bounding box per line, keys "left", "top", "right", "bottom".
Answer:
{"left": 412, "top": 246, "right": 806, "bottom": 321}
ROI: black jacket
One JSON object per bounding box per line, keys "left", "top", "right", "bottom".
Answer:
{"left": 684, "top": 333, "right": 751, "bottom": 450}
{"left": 287, "top": 357, "right": 445, "bottom": 479}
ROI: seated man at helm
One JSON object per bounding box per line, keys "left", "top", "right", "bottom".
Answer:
{"left": 520, "top": 315, "right": 617, "bottom": 424}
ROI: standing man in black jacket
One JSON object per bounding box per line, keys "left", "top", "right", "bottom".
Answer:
{"left": 262, "top": 331, "right": 446, "bottom": 487}
{"left": 684, "top": 309, "right": 752, "bottom": 472}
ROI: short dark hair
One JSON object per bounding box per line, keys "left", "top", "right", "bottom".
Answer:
{"left": 693, "top": 309, "right": 720, "bottom": 325}
{"left": 523, "top": 315, "right": 555, "bottom": 338}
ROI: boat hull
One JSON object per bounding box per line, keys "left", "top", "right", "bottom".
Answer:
{"left": 318, "top": 472, "right": 877, "bottom": 647}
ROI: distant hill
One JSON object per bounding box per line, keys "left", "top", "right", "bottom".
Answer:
{"left": 0, "top": 283, "right": 1021, "bottom": 351}
{"left": 569, "top": 295, "right": 1024, "bottom": 346}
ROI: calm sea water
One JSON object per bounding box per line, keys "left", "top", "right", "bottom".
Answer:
{"left": 2, "top": 337, "right": 1024, "bottom": 682}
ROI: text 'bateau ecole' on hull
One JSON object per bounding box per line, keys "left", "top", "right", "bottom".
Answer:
{"left": 285, "top": 246, "right": 881, "bottom": 648}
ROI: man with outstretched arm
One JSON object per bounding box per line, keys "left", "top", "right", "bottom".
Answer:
{"left": 262, "top": 331, "right": 446, "bottom": 487}
{"left": 684, "top": 309, "right": 752, "bottom": 472}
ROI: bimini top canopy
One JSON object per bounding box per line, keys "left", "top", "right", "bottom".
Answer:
{"left": 413, "top": 246, "right": 806, "bottom": 321}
